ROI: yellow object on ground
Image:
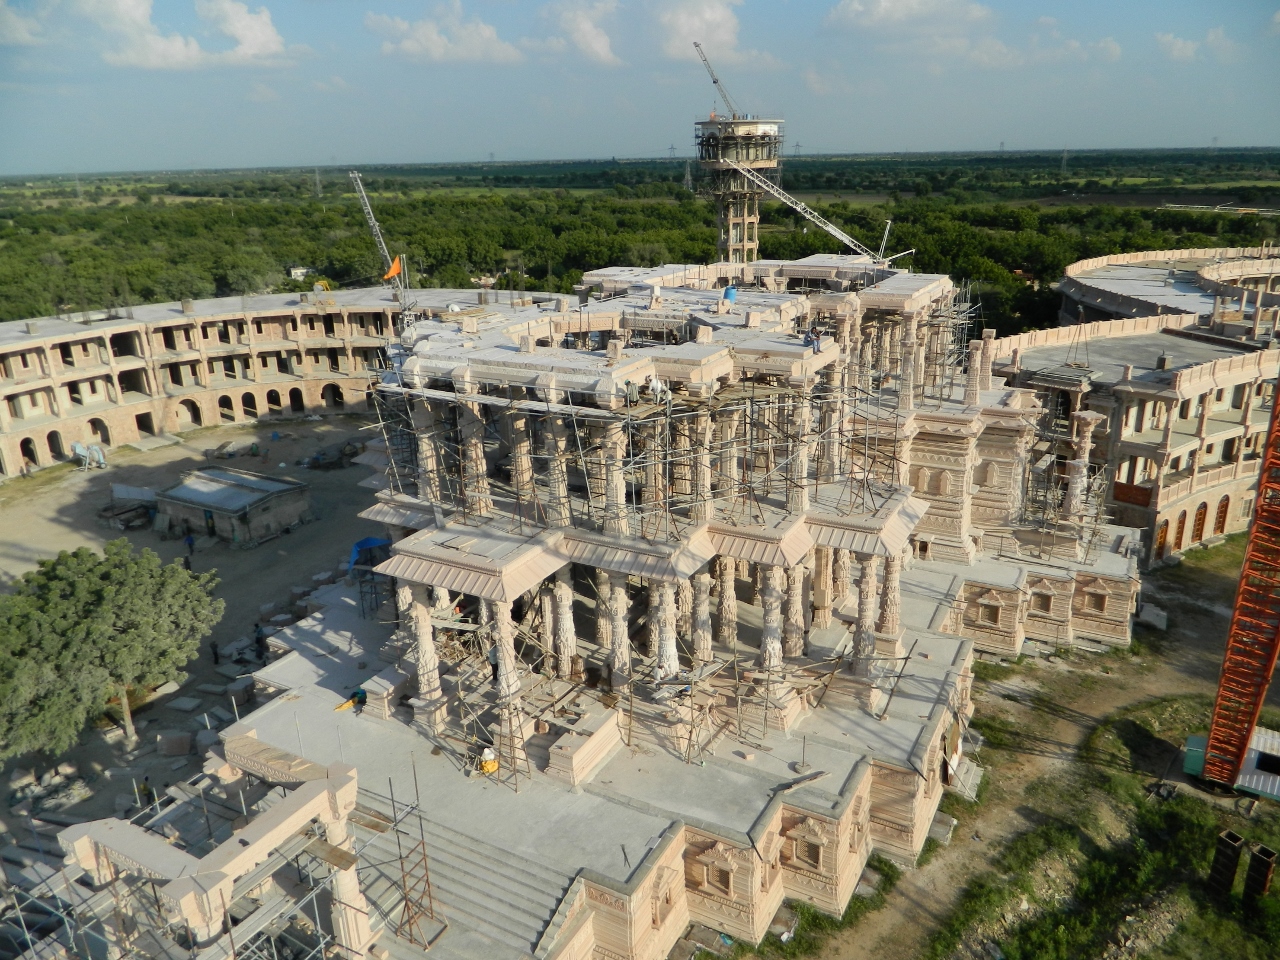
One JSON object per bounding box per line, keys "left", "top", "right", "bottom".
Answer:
{"left": 479, "top": 758, "right": 499, "bottom": 774}
{"left": 334, "top": 699, "right": 355, "bottom": 712}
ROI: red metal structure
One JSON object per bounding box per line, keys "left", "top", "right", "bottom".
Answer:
{"left": 1204, "top": 390, "right": 1280, "bottom": 785}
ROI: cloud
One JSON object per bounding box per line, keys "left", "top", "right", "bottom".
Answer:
{"left": 77, "top": 0, "right": 288, "bottom": 69}
{"left": 312, "top": 74, "right": 347, "bottom": 92}
{"left": 828, "top": 0, "right": 991, "bottom": 27}
{"left": 551, "top": 0, "right": 621, "bottom": 65}
{"left": 0, "top": 0, "right": 41, "bottom": 45}
{"left": 1273, "top": 10, "right": 1280, "bottom": 34}
{"left": 366, "top": 2, "right": 522, "bottom": 63}
{"left": 246, "top": 81, "right": 278, "bottom": 102}
{"left": 656, "top": 0, "right": 748, "bottom": 62}
{"left": 1091, "top": 36, "right": 1121, "bottom": 62}
{"left": 1204, "top": 26, "right": 1238, "bottom": 62}
{"left": 1156, "top": 32, "right": 1199, "bottom": 61}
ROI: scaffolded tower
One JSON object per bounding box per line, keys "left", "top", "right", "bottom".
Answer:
{"left": 1203, "top": 392, "right": 1280, "bottom": 785}
{"left": 695, "top": 118, "right": 782, "bottom": 263}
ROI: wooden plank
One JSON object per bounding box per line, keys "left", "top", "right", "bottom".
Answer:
{"left": 303, "top": 837, "right": 358, "bottom": 872}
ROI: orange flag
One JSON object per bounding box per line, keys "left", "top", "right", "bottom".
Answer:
{"left": 384, "top": 255, "right": 402, "bottom": 280}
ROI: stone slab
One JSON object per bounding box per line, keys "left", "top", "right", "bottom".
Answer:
{"left": 165, "top": 697, "right": 203, "bottom": 713}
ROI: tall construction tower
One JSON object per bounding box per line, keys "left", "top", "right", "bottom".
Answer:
{"left": 693, "top": 43, "right": 782, "bottom": 264}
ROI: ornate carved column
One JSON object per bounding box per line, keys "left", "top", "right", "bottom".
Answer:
{"left": 510, "top": 412, "right": 535, "bottom": 513}
{"left": 963, "top": 341, "right": 982, "bottom": 407}
{"left": 415, "top": 404, "right": 441, "bottom": 502}
{"left": 980, "top": 328, "right": 996, "bottom": 392}
{"left": 854, "top": 555, "right": 879, "bottom": 673}
{"left": 759, "top": 565, "right": 784, "bottom": 671}
{"left": 656, "top": 582, "right": 679, "bottom": 680}
{"left": 457, "top": 371, "right": 492, "bottom": 516}
{"left": 411, "top": 592, "right": 441, "bottom": 701}
{"left": 672, "top": 414, "right": 691, "bottom": 497}
{"left": 717, "top": 555, "right": 738, "bottom": 649}
{"left": 898, "top": 319, "right": 917, "bottom": 412}
{"left": 544, "top": 400, "right": 571, "bottom": 527}
{"left": 787, "top": 389, "right": 811, "bottom": 513}
{"left": 833, "top": 548, "right": 852, "bottom": 603}
{"left": 784, "top": 564, "right": 806, "bottom": 658}
{"left": 493, "top": 601, "right": 520, "bottom": 703}
{"left": 554, "top": 569, "right": 576, "bottom": 680}
{"left": 718, "top": 409, "right": 743, "bottom": 495}
{"left": 677, "top": 578, "right": 693, "bottom": 642}
{"left": 877, "top": 552, "right": 901, "bottom": 636}
{"left": 692, "top": 411, "right": 713, "bottom": 523}
{"left": 610, "top": 579, "right": 631, "bottom": 681}
{"left": 604, "top": 430, "right": 629, "bottom": 537}
{"left": 322, "top": 810, "right": 375, "bottom": 958}
{"left": 812, "top": 545, "right": 833, "bottom": 629}
{"left": 596, "top": 568, "right": 613, "bottom": 650}
{"left": 692, "top": 569, "right": 713, "bottom": 663}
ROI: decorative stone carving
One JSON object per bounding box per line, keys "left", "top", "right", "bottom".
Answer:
{"left": 759, "top": 565, "right": 784, "bottom": 671}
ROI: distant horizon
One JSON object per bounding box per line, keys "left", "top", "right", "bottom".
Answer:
{"left": 5, "top": 144, "right": 1280, "bottom": 183}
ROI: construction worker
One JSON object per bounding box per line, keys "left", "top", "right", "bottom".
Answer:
{"left": 350, "top": 689, "right": 367, "bottom": 715}
{"left": 625, "top": 380, "right": 639, "bottom": 407}
{"left": 254, "top": 623, "right": 268, "bottom": 662}
{"left": 487, "top": 642, "right": 499, "bottom": 684}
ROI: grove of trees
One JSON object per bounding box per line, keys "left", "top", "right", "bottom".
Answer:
{"left": 0, "top": 540, "right": 224, "bottom": 757}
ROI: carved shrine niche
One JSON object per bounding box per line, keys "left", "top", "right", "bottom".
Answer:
{"left": 783, "top": 818, "right": 831, "bottom": 874}
{"left": 689, "top": 841, "right": 740, "bottom": 899}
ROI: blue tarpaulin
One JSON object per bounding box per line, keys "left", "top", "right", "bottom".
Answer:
{"left": 349, "top": 537, "right": 391, "bottom": 571}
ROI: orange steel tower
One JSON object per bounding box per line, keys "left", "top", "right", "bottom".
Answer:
{"left": 1203, "top": 389, "right": 1280, "bottom": 785}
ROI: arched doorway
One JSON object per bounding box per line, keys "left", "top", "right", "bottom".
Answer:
{"left": 289, "top": 388, "right": 305, "bottom": 413}
{"left": 242, "top": 392, "right": 258, "bottom": 418}
{"left": 178, "top": 399, "right": 202, "bottom": 427}
{"left": 1175, "top": 511, "right": 1186, "bottom": 549}
{"left": 266, "top": 390, "right": 281, "bottom": 415}
{"left": 1155, "top": 520, "right": 1168, "bottom": 559}
{"left": 1215, "top": 496, "right": 1230, "bottom": 536}
{"left": 20, "top": 437, "right": 37, "bottom": 467}
{"left": 89, "top": 418, "right": 111, "bottom": 446}
{"left": 1192, "top": 502, "right": 1208, "bottom": 542}
{"left": 218, "top": 395, "right": 235, "bottom": 422}
{"left": 321, "top": 384, "right": 344, "bottom": 409}
{"left": 47, "top": 431, "right": 65, "bottom": 460}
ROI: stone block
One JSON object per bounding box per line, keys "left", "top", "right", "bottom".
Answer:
{"left": 259, "top": 601, "right": 279, "bottom": 617}
{"left": 153, "top": 680, "right": 181, "bottom": 696}
{"left": 196, "top": 683, "right": 228, "bottom": 695}
{"left": 7, "top": 769, "right": 35, "bottom": 789}
{"left": 290, "top": 586, "right": 312, "bottom": 600}
{"left": 156, "top": 731, "right": 192, "bottom": 756}
{"left": 312, "top": 570, "right": 335, "bottom": 585}
{"left": 194, "top": 729, "right": 221, "bottom": 754}
{"left": 210, "top": 706, "right": 234, "bottom": 724}
{"left": 166, "top": 697, "right": 203, "bottom": 713}
{"left": 227, "top": 676, "right": 254, "bottom": 705}
{"left": 55, "top": 762, "right": 77, "bottom": 778}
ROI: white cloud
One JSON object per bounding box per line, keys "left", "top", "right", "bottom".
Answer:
{"left": 551, "top": 0, "right": 621, "bottom": 65}
{"left": 1156, "top": 32, "right": 1199, "bottom": 61}
{"left": 0, "top": 0, "right": 41, "bottom": 45}
{"left": 312, "top": 74, "right": 348, "bottom": 92}
{"left": 656, "top": 0, "right": 746, "bottom": 62}
{"left": 77, "top": 0, "right": 288, "bottom": 69}
{"left": 1092, "top": 36, "right": 1121, "bottom": 62}
{"left": 828, "top": 0, "right": 991, "bottom": 27}
{"left": 1272, "top": 10, "right": 1280, "bottom": 34}
{"left": 1204, "top": 26, "right": 1238, "bottom": 62}
{"left": 366, "top": 2, "right": 522, "bottom": 64}
{"left": 246, "top": 81, "right": 278, "bottom": 102}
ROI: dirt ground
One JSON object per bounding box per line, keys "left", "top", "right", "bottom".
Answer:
{"left": 817, "top": 544, "right": 1264, "bottom": 960}
{"left": 0, "top": 415, "right": 384, "bottom": 830}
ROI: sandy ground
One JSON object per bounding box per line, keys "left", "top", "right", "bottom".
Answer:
{"left": 0, "top": 415, "right": 385, "bottom": 831}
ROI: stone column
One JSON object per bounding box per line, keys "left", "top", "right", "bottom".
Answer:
{"left": 717, "top": 555, "right": 738, "bottom": 649}
{"left": 787, "top": 390, "right": 811, "bottom": 513}
{"left": 643, "top": 422, "right": 663, "bottom": 506}
{"left": 819, "top": 366, "right": 841, "bottom": 483}
{"left": 655, "top": 582, "right": 679, "bottom": 680}
{"left": 672, "top": 415, "right": 691, "bottom": 497}
{"left": 898, "top": 320, "right": 918, "bottom": 412}
{"left": 877, "top": 552, "right": 901, "bottom": 636}
{"left": 677, "top": 578, "right": 693, "bottom": 642}
{"left": 692, "top": 411, "right": 714, "bottom": 522}
{"left": 692, "top": 569, "right": 713, "bottom": 663}
{"left": 832, "top": 548, "right": 852, "bottom": 603}
{"left": 595, "top": 568, "right": 613, "bottom": 650}
{"left": 604, "top": 438, "right": 629, "bottom": 537}
{"left": 964, "top": 341, "right": 982, "bottom": 407}
{"left": 980, "top": 328, "right": 996, "bottom": 391}
{"left": 412, "top": 594, "right": 441, "bottom": 701}
{"left": 718, "top": 408, "right": 743, "bottom": 496}
{"left": 554, "top": 569, "right": 576, "bottom": 680}
{"left": 493, "top": 601, "right": 520, "bottom": 703}
{"left": 539, "top": 586, "right": 556, "bottom": 669}
{"left": 784, "top": 564, "right": 806, "bottom": 657}
{"left": 759, "top": 565, "right": 784, "bottom": 671}
{"left": 415, "top": 409, "right": 440, "bottom": 502}
{"left": 610, "top": 579, "right": 631, "bottom": 680}
{"left": 811, "top": 545, "right": 833, "bottom": 629}
{"left": 322, "top": 812, "right": 375, "bottom": 959}
{"left": 510, "top": 412, "right": 535, "bottom": 511}
{"left": 545, "top": 402, "right": 572, "bottom": 527}
{"left": 854, "top": 554, "right": 879, "bottom": 670}
{"left": 432, "top": 586, "right": 452, "bottom": 615}
{"left": 457, "top": 372, "right": 492, "bottom": 516}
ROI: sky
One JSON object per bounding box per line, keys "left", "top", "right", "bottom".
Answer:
{"left": 0, "top": 0, "right": 1277, "bottom": 176}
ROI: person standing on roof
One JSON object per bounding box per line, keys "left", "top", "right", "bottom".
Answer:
{"left": 488, "top": 641, "right": 500, "bottom": 685}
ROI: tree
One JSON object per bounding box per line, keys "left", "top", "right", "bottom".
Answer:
{"left": 0, "top": 540, "right": 223, "bottom": 757}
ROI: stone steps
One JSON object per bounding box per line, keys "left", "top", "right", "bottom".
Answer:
{"left": 354, "top": 809, "right": 571, "bottom": 957}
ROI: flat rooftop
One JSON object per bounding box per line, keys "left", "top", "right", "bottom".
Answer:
{"left": 1070, "top": 262, "right": 1216, "bottom": 316}
{"left": 1008, "top": 329, "right": 1252, "bottom": 386}
{"left": 158, "top": 467, "right": 303, "bottom": 514}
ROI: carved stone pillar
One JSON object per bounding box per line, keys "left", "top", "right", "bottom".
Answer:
{"left": 554, "top": 569, "right": 575, "bottom": 680}
{"left": 833, "top": 548, "right": 852, "bottom": 603}
{"left": 412, "top": 594, "right": 441, "bottom": 701}
{"left": 672, "top": 415, "right": 691, "bottom": 496}
{"left": 692, "top": 569, "right": 712, "bottom": 663}
{"left": 718, "top": 409, "right": 743, "bottom": 495}
{"left": 457, "top": 373, "right": 492, "bottom": 516}
{"left": 877, "top": 552, "right": 901, "bottom": 636}
{"left": 980, "top": 328, "right": 996, "bottom": 392}
{"left": 539, "top": 586, "right": 556, "bottom": 669}
{"left": 322, "top": 812, "right": 375, "bottom": 959}
{"left": 610, "top": 579, "right": 631, "bottom": 681}
{"left": 759, "top": 565, "right": 784, "bottom": 671}
{"left": 787, "top": 391, "right": 810, "bottom": 513}
{"left": 596, "top": 568, "right": 613, "bottom": 651}
{"left": 854, "top": 555, "right": 879, "bottom": 672}
{"left": 677, "top": 578, "right": 693, "bottom": 642}
{"left": 692, "top": 412, "right": 713, "bottom": 523}
{"left": 717, "top": 555, "right": 738, "bottom": 649}
{"left": 604, "top": 440, "right": 628, "bottom": 537}
{"left": 493, "top": 601, "right": 520, "bottom": 703}
{"left": 818, "top": 367, "right": 840, "bottom": 484}
{"left": 784, "top": 564, "right": 805, "bottom": 657}
{"left": 898, "top": 319, "right": 917, "bottom": 412}
{"left": 812, "top": 545, "right": 833, "bottom": 630}
{"left": 415, "top": 408, "right": 440, "bottom": 502}
{"left": 656, "top": 582, "right": 679, "bottom": 680}
{"left": 510, "top": 412, "right": 535, "bottom": 511}
{"left": 545, "top": 406, "right": 571, "bottom": 527}
{"left": 964, "top": 341, "right": 982, "bottom": 407}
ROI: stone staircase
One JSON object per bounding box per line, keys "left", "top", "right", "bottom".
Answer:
{"left": 353, "top": 809, "right": 573, "bottom": 958}
{"left": 944, "top": 757, "right": 984, "bottom": 802}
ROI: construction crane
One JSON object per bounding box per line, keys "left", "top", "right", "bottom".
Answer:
{"left": 694, "top": 41, "right": 741, "bottom": 119}
{"left": 349, "top": 170, "right": 404, "bottom": 293}
{"left": 724, "top": 159, "right": 913, "bottom": 264}
{"left": 1201, "top": 390, "right": 1280, "bottom": 787}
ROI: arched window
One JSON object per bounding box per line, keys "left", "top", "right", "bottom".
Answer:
{"left": 289, "top": 388, "right": 305, "bottom": 413}
{"left": 88, "top": 418, "right": 110, "bottom": 446}
{"left": 1192, "top": 502, "right": 1208, "bottom": 542}
{"left": 242, "top": 392, "right": 258, "bottom": 418}
{"left": 1215, "top": 496, "right": 1230, "bottom": 535}
{"left": 218, "top": 395, "right": 235, "bottom": 422}
{"left": 46, "top": 431, "right": 65, "bottom": 460}
{"left": 1175, "top": 511, "right": 1187, "bottom": 549}
{"left": 1155, "top": 520, "right": 1169, "bottom": 559}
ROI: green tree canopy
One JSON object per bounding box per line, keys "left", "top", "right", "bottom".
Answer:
{"left": 0, "top": 539, "right": 224, "bottom": 758}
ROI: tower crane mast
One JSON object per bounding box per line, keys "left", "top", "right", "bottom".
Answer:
{"left": 349, "top": 170, "right": 402, "bottom": 291}
{"left": 694, "top": 42, "right": 741, "bottom": 119}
